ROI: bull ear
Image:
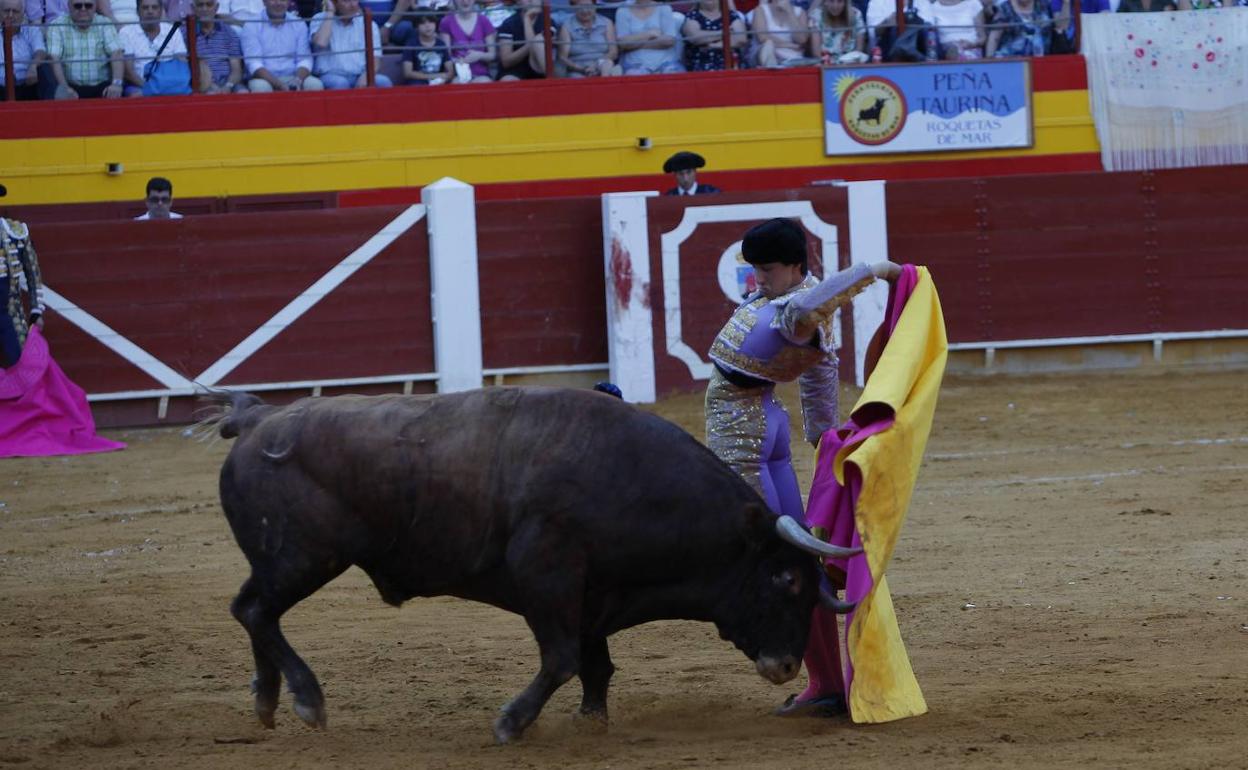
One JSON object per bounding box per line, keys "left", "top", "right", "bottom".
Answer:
{"left": 742, "top": 502, "right": 777, "bottom": 549}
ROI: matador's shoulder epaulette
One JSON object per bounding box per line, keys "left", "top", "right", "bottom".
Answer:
{"left": 1, "top": 218, "right": 30, "bottom": 241}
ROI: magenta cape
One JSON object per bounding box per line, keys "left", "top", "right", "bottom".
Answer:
{"left": 0, "top": 327, "right": 126, "bottom": 458}
{"left": 807, "top": 264, "right": 939, "bottom": 723}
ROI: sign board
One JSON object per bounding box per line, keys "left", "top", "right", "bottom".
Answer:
{"left": 824, "top": 60, "right": 1033, "bottom": 155}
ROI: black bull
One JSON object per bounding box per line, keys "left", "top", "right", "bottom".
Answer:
{"left": 212, "top": 387, "right": 858, "bottom": 742}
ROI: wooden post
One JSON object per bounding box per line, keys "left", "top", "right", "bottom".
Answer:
{"left": 718, "top": 0, "right": 733, "bottom": 70}
{"left": 364, "top": 8, "right": 376, "bottom": 87}
{"left": 186, "top": 15, "right": 200, "bottom": 93}
{"left": 1073, "top": 0, "right": 1082, "bottom": 54}
{"left": 896, "top": 0, "right": 906, "bottom": 34}
{"left": 3, "top": 22, "right": 16, "bottom": 101}
{"left": 542, "top": 0, "right": 554, "bottom": 78}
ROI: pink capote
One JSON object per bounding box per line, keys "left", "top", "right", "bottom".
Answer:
{"left": 0, "top": 326, "right": 125, "bottom": 458}
{"left": 800, "top": 264, "right": 919, "bottom": 709}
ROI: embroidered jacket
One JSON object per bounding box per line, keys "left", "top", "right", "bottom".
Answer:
{"left": 708, "top": 262, "right": 874, "bottom": 443}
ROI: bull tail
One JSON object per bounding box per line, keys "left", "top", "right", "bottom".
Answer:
{"left": 195, "top": 390, "right": 274, "bottom": 440}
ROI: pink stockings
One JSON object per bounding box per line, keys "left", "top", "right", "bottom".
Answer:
{"left": 797, "top": 605, "right": 845, "bottom": 702}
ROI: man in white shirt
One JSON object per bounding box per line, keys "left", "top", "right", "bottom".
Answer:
{"left": 0, "top": 0, "right": 54, "bottom": 100}
{"left": 134, "top": 177, "right": 184, "bottom": 220}
{"left": 242, "top": 0, "right": 323, "bottom": 90}
{"left": 220, "top": 0, "right": 264, "bottom": 21}
{"left": 311, "top": 0, "right": 391, "bottom": 89}
{"left": 662, "top": 151, "right": 721, "bottom": 196}
{"left": 119, "top": 0, "right": 187, "bottom": 95}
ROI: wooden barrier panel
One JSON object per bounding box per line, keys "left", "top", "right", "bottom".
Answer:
{"left": 477, "top": 196, "right": 608, "bottom": 370}
{"left": 36, "top": 206, "right": 433, "bottom": 425}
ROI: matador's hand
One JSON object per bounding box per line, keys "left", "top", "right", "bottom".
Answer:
{"left": 871, "top": 260, "right": 902, "bottom": 281}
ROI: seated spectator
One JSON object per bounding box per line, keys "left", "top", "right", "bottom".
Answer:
{"left": 863, "top": 0, "right": 897, "bottom": 51}
{"left": 312, "top": 0, "right": 392, "bottom": 87}
{"left": 163, "top": 0, "right": 195, "bottom": 21}
{"left": 615, "top": 0, "right": 684, "bottom": 75}
{"left": 1177, "top": 0, "right": 1244, "bottom": 7}
{"left": 401, "top": 10, "right": 453, "bottom": 82}
{"left": 751, "top": 0, "right": 812, "bottom": 67}
{"left": 134, "top": 177, "right": 183, "bottom": 220}
{"left": 1117, "top": 0, "right": 1176, "bottom": 10}
{"left": 242, "top": 0, "right": 323, "bottom": 90}
{"left": 377, "top": 0, "right": 451, "bottom": 49}
{"left": 812, "top": 0, "right": 866, "bottom": 64}
{"left": 438, "top": 0, "right": 495, "bottom": 82}
{"left": 478, "top": 0, "right": 512, "bottom": 28}
{"left": 558, "top": 0, "right": 620, "bottom": 77}
{"left": 120, "top": 0, "right": 188, "bottom": 96}
{"left": 681, "top": 0, "right": 746, "bottom": 71}
{"left": 192, "top": 0, "right": 247, "bottom": 91}
{"left": 986, "top": 0, "right": 1059, "bottom": 57}
{"left": 47, "top": 0, "right": 124, "bottom": 98}
{"left": 496, "top": 0, "right": 548, "bottom": 80}
{"left": 220, "top": 0, "right": 264, "bottom": 22}
{"left": 927, "top": 0, "right": 983, "bottom": 59}
{"left": 27, "top": 0, "right": 124, "bottom": 23}
{"left": 0, "top": 0, "right": 55, "bottom": 100}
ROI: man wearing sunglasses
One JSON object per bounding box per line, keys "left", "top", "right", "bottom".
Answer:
{"left": 46, "top": 0, "right": 124, "bottom": 98}
{"left": 134, "top": 177, "right": 184, "bottom": 220}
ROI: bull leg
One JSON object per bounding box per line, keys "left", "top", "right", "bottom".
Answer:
{"left": 493, "top": 540, "right": 587, "bottom": 743}
{"left": 576, "top": 634, "right": 614, "bottom": 723}
{"left": 494, "top": 622, "right": 580, "bottom": 744}
{"left": 230, "top": 577, "right": 280, "bottom": 727}
{"left": 230, "top": 561, "right": 347, "bottom": 730}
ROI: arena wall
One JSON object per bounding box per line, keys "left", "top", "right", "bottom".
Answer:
{"left": 29, "top": 164, "right": 1248, "bottom": 427}
{"left": 0, "top": 58, "right": 1095, "bottom": 211}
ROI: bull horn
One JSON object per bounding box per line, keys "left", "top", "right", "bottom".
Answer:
{"left": 819, "top": 586, "right": 857, "bottom": 614}
{"left": 775, "top": 516, "right": 863, "bottom": 560}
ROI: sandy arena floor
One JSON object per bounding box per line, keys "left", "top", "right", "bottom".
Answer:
{"left": 1, "top": 369, "right": 1246, "bottom": 769}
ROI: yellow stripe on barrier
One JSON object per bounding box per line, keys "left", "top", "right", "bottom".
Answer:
{"left": 0, "top": 91, "right": 1097, "bottom": 205}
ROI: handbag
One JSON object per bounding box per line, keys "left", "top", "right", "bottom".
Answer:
{"left": 142, "top": 21, "right": 192, "bottom": 96}
{"left": 883, "top": 5, "right": 935, "bottom": 62}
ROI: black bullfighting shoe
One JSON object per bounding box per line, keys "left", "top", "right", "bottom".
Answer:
{"left": 773, "top": 693, "right": 848, "bottom": 718}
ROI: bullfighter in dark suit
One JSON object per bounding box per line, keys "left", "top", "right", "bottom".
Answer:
{"left": 663, "top": 151, "right": 721, "bottom": 196}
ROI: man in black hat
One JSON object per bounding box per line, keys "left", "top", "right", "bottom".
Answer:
{"left": 0, "top": 183, "right": 46, "bottom": 368}
{"left": 662, "top": 150, "right": 721, "bottom": 196}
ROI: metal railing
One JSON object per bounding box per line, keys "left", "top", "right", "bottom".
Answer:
{"left": 2, "top": 0, "right": 1097, "bottom": 101}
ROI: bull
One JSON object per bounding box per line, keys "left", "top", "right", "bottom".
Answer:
{"left": 211, "top": 387, "right": 858, "bottom": 743}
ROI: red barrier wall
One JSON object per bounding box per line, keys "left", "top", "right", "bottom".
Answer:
{"left": 886, "top": 166, "right": 1242, "bottom": 342}
{"left": 24, "top": 164, "right": 1248, "bottom": 426}
{"left": 477, "top": 196, "right": 608, "bottom": 369}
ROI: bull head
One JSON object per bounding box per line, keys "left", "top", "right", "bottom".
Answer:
{"left": 775, "top": 516, "right": 860, "bottom": 614}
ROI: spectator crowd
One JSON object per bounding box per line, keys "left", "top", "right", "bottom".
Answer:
{"left": 0, "top": 0, "right": 1238, "bottom": 99}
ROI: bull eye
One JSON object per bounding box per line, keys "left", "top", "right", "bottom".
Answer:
{"left": 772, "top": 570, "right": 801, "bottom": 594}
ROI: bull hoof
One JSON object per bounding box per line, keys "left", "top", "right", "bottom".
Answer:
{"left": 492, "top": 712, "right": 524, "bottom": 744}
{"left": 293, "top": 700, "right": 327, "bottom": 729}
{"left": 573, "top": 707, "right": 608, "bottom": 732}
{"left": 255, "top": 702, "right": 277, "bottom": 730}
{"left": 251, "top": 677, "right": 278, "bottom": 729}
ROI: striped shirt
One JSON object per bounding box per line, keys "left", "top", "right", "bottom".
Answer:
{"left": 0, "top": 23, "right": 46, "bottom": 84}
{"left": 45, "top": 15, "right": 123, "bottom": 85}
{"left": 194, "top": 22, "right": 243, "bottom": 84}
